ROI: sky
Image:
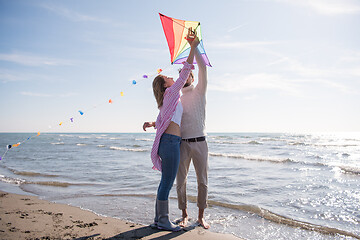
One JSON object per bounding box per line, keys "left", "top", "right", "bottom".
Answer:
{"left": 0, "top": 0, "right": 359, "bottom": 133}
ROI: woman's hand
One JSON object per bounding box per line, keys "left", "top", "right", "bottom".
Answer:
{"left": 143, "top": 121, "right": 155, "bottom": 131}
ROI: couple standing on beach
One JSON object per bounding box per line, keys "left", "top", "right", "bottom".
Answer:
{"left": 143, "top": 28, "right": 209, "bottom": 231}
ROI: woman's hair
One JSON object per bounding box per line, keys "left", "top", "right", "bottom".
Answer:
{"left": 153, "top": 75, "right": 166, "bottom": 108}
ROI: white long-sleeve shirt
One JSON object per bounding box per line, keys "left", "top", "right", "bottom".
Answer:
{"left": 180, "top": 48, "right": 207, "bottom": 139}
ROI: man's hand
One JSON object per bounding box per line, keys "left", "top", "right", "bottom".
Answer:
{"left": 186, "top": 27, "right": 200, "bottom": 48}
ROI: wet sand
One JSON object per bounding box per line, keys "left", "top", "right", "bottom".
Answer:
{"left": 0, "top": 190, "right": 241, "bottom": 239}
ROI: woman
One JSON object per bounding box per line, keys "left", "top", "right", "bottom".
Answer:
{"left": 143, "top": 28, "right": 200, "bottom": 231}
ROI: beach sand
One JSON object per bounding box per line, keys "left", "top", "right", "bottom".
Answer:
{"left": 0, "top": 191, "right": 241, "bottom": 240}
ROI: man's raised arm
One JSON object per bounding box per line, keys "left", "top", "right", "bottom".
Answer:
{"left": 194, "top": 48, "right": 207, "bottom": 93}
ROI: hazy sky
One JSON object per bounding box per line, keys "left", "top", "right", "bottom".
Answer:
{"left": 1, "top": 0, "right": 359, "bottom": 133}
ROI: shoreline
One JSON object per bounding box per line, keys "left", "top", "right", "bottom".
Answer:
{"left": 0, "top": 190, "right": 242, "bottom": 240}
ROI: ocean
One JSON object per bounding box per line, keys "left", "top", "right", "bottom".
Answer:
{"left": 0, "top": 132, "right": 359, "bottom": 239}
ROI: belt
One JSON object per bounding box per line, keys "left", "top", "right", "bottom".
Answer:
{"left": 182, "top": 136, "right": 206, "bottom": 142}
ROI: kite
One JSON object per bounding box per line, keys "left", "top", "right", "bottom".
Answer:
{"left": 159, "top": 13, "right": 211, "bottom": 67}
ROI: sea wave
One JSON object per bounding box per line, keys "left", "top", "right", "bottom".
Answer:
{"left": 135, "top": 138, "right": 153, "bottom": 142}
{"left": 209, "top": 140, "right": 264, "bottom": 145}
{"left": 247, "top": 140, "right": 262, "bottom": 145}
{"left": 338, "top": 166, "right": 360, "bottom": 175}
{"left": 209, "top": 152, "right": 292, "bottom": 163}
{"left": 261, "top": 137, "right": 281, "bottom": 142}
{"left": 78, "top": 136, "right": 91, "bottom": 139}
{"left": 209, "top": 152, "right": 360, "bottom": 177}
{"left": 109, "top": 137, "right": 122, "bottom": 140}
{"left": 109, "top": 146, "right": 148, "bottom": 152}
{"left": 25, "top": 181, "right": 84, "bottom": 187}
{"left": 314, "top": 144, "right": 359, "bottom": 147}
{"left": 76, "top": 143, "right": 87, "bottom": 146}
{"left": 289, "top": 142, "right": 308, "bottom": 146}
{"left": 211, "top": 135, "right": 235, "bottom": 140}
{"left": 59, "top": 134, "right": 74, "bottom": 137}
{"left": 208, "top": 140, "right": 238, "bottom": 145}
{"left": 8, "top": 168, "right": 58, "bottom": 178}
{"left": 96, "top": 136, "right": 107, "bottom": 139}
{"left": 51, "top": 142, "right": 65, "bottom": 145}
{"left": 0, "top": 174, "right": 95, "bottom": 188}
{"left": 0, "top": 174, "right": 25, "bottom": 185}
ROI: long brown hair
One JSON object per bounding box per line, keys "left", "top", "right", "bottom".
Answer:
{"left": 153, "top": 75, "right": 166, "bottom": 108}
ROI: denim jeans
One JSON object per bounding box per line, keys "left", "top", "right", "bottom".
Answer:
{"left": 157, "top": 133, "right": 181, "bottom": 201}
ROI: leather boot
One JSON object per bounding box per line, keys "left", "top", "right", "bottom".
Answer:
{"left": 157, "top": 199, "right": 181, "bottom": 231}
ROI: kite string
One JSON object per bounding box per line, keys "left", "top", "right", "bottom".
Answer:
{"left": 0, "top": 149, "right": 9, "bottom": 161}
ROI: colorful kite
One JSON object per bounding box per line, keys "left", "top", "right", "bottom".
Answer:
{"left": 159, "top": 13, "right": 211, "bottom": 67}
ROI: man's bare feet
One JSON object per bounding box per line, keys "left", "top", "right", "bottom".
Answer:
{"left": 179, "top": 209, "right": 188, "bottom": 227}
{"left": 179, "top": 216, "right": 188, "bottom": 227}
{"left": 197, "top": 218, "right": 210, "bottom": 229}
{"left": 198, "top": 209, "right": 210, "bottom": 229}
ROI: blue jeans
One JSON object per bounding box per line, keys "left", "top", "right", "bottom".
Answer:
{"left": 157, "top": 133, "right": 181, "bottom": 201}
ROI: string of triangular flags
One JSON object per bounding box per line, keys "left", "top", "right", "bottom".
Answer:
{"left": 0, "top": 67, "right": 165, "bottom": 161}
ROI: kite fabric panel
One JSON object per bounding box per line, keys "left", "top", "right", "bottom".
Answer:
{"left": 159, "top": 13, "right": 212, "bottom": 67}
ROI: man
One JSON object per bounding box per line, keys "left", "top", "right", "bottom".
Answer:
{"left": 143, "top": 47, "right": 209, "bottom": 229}
{"left": 176, "top": 47, "right": 209, "bottom": 229}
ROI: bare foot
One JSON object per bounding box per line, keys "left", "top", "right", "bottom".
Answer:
{"left": 197, "top": 218, "right": 210, "bottom": 229}
{"left": 179, "top": 216, "right": 188, "bottom": 227}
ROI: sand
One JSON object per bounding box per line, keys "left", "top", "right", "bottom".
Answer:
{"left": 0, "top": 190, "right": 241, "bottom": 240}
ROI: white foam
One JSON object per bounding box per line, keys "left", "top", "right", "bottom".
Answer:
{"left": 109, "top": 146, "right": 148, "bottom": 152}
